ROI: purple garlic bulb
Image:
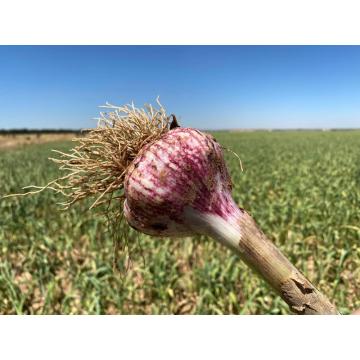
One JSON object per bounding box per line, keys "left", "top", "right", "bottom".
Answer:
{"left": 123, "top": 125, "right": 339, "bottom": 315}
{"left": 124, "top": 127, "right": 243, "bottom": 243}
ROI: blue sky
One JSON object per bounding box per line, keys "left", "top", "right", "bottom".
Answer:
{"left": 0, "top": 46, "right": 360, "bottom": 129}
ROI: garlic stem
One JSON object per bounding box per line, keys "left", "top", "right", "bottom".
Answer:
{"left": 185, "top": 206, "right": 339, "bottom": 315}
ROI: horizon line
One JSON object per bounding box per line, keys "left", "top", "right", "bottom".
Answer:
{"left": 1, "top": 127, "right": 360, "bottom": 133}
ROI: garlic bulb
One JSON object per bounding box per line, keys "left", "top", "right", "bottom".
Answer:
{"left": 124, "top": 126, "right": 338, "bottom": 315}
{"left": 124, "top": 127, "right": 239, "bottom": 238}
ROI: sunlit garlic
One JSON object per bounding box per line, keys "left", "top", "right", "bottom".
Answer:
{"left": 124, "top": 127, "right": 241, "bottom": 237}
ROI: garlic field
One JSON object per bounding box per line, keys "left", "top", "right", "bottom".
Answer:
{"left": 1, "top": 130, "right": 359, "bottom": 314}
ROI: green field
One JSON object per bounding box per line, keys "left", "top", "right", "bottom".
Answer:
{"left": 1, "top": 130, "right": 359, "bottom": 314}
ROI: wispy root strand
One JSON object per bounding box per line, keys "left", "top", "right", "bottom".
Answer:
{"left": 4, "top": 99, "right": 173, "bottom": 211}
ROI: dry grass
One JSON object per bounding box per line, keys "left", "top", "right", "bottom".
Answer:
{"left": 0, "top": 133, "right": 76, "bottom": 150}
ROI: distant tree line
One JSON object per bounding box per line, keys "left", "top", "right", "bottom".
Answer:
{"left": 0, "top": 129, "right": 84, "bottom": 135}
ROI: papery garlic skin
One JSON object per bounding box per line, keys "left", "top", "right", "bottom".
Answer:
{"left": 123, "top": 128, "right": 240, "bottom": 237}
